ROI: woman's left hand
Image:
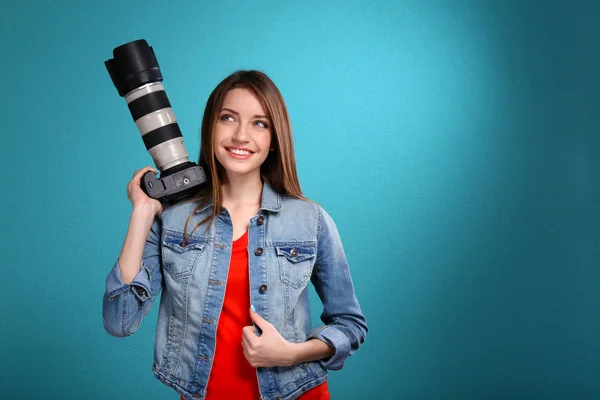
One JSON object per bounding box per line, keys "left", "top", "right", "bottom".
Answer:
{"left": 242, "top": 307, "right": 296, "bottom": 367}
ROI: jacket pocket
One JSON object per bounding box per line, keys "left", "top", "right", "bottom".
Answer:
{"left": 162, "top": 230, "right": 207, "bottom": 278}
{"left": 275, "top": 244, "right": 316, "bottom": 289}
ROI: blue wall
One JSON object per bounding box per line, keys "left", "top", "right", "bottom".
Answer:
{"left": 1, "top": 0, "right": 599, "bottom": 398}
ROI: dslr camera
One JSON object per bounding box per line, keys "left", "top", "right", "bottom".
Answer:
{"left": 105, "top": 39, "right": 207, "bottom": 204}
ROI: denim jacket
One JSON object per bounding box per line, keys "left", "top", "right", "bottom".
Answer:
{"left": 102, "top": 181, "right": 367, "bottom": 400}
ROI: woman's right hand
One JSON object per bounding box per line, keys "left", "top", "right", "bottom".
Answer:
{"left": 127, "top": 166, "right": 163, "bottom": 216}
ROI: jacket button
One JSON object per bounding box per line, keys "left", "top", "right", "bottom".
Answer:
{"left": 179, "top": 241, "right": 187, "bottom": 247}
{"left": 257, "top": 215, "right": 265, "bottom": 225}
{"left": 259, "top": 284, "right": 268, "bottom": 294}
{"left": 290, "top": 248, "right": 299, "bottom": 257}
{"left": 254, "top": 247, "right": 264, "bottom": 256}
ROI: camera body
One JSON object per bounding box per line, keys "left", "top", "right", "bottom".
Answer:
{"left": 105, "top": 39, "right": 207, "bottom": 204}
{"left": 141, "top": 162, "right": 206, "bottom": 204}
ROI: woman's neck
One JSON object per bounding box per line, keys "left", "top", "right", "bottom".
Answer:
{"left": 221, "top": 173, "right": 263, "bottom": 209}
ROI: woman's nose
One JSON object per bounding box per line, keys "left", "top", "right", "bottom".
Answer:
{"left": 232, "top": 124, "right": 249, "bottom": 141}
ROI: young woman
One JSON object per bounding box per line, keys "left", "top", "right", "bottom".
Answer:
{"left": 103, "top": 70, "right": 367, "bottom": 400}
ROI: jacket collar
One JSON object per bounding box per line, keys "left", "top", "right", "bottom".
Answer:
{"left": 260, "top": 181, "right": 283, "bottom": 212}
{"left": 195, "top": 180, "right": 282, "bottom": 213}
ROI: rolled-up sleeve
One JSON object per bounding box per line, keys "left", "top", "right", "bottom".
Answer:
{"left": 102, "top": 217, "right": 163, "bottom": 337}
{"left": 309, "top": 207, "right": 368, "bottom": 370}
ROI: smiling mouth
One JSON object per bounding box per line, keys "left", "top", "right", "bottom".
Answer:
{"left": 226, "top": 147, "right": 254, "bottom": 156}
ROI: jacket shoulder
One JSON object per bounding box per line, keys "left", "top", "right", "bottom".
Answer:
{"left": 280, "top": 195, "right": 322, "bottom": 216}
{"left": 158, "top": 200, "right": 205, "bottom": 232}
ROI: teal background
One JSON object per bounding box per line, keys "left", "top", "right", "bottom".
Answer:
{"left": 1, "top": 0, "right": 599, "bottom": 398}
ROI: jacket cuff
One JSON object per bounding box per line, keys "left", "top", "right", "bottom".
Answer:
{"left": 105, "top": 260, "right": 151, "bottom": 302}
{"left": 310, "top": 325, "right": 351, "bottom": 370}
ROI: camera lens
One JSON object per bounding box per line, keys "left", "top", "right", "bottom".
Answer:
{"left": 105, "top": 39, "right": 190, "bottom": 173}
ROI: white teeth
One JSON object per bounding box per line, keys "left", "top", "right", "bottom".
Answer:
{"left": 228, "top": 148, "right": 251, "bottom": 156}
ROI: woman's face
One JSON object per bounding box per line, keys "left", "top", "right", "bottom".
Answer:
{"left": 213, "top": 88, "right": 273, "bottom": 182}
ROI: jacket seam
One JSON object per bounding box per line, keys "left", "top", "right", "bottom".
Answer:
{"left": 122, "top": 289, "right": 131, "bottom": 337}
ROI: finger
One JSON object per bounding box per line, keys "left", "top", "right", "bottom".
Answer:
{"left": 131, "top": 166, "right": 157, "bottom": 184}
{"left": 137, "top": 166, "right": 157, "bottom": 178}
{"left": 242, "top": 348, "right": 252, "bottom": 364}
{"left": 127, "top": 181, "right": 134, "bottom": 196}
{"left": 132, "top": 166, "right": 155, "bottom": 178}
{"left": 242, "top": 346, "right": 254, "bottom": 360}
{"left": 249, "top": 306, "right": 268, "bottom": 329}
{"left": 241, "top": 335, "right": 251, "bottom": 351}
{"left": 242, "top": 326, "right": 255, "bottom": 340}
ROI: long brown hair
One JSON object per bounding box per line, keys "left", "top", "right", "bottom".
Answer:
{"left": 183, "top": 70, "right": 305, "bottom": 238}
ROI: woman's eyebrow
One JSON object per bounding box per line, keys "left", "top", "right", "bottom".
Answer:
{"left": 220, "top": 108, "right": 268, "bottom": 120}
{"left": 220, "top": 108, "right": 239, "bottom": 115}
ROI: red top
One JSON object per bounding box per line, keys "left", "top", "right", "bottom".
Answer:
{"left": 181, "top": 230, "right": 329, "bottom": 400}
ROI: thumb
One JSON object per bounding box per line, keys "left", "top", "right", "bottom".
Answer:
{"left": 250, "top": 305, "right": 267, "bottom": 329}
